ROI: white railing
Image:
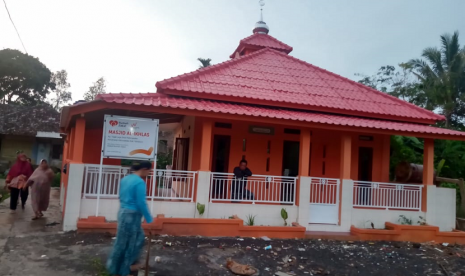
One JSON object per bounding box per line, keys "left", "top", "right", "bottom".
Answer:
{"left": 309, "top": 177, "right": 340, "bottom": 224}
{"left": 209, "top": 172, "right": 297, "bottom": 205}
{"left": 353, "top": 181, "right": 423, "bottom": 210}
{"left": 309, "top": 177, "right": 340, "bottom": 205}
{"left": 82, "top": 164, "right": 196, "bottom": 201}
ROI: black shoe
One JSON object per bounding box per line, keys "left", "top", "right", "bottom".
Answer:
{"left": 21, "top": 204, "right": 25, "bottom": 210}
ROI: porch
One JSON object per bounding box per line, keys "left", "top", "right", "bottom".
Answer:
{"left": 59, "top": 98, "right": 459, "bottom": 236}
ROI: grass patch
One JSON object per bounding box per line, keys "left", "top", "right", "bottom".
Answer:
{"left": 90, "top": 258, "right": 110, "bottom": 276}
{"left": 0, "top": 189, "right": 10, "bottom": 203}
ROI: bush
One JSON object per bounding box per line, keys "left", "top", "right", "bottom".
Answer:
{"left": 52, "top": 172, "right": 61, "bottom": 187}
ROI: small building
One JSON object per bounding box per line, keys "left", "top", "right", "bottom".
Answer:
{"left": 0, "top": 104, "right": 63, "bottom": 170}
{"left": 60, "top": 19, "right": 465, "bottom": 237}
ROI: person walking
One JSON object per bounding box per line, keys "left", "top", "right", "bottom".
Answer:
{"left": 27, "top": 159, "right": 54, "bottom": 220}
{"left": 107, "top": 161, "right": 153, "bottom": 276}
{"left": 5, "top": 154, "right": 33, "bottom": 213}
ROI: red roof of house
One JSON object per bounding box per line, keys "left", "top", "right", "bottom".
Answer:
{"left": 156, "top": 47, "right": 444, "bottom": 124}
{"left": 97, "top": 93, "right": 464, "bottom": 138}
{"left": 229, "top": 33, "right": 293, "bottom": 58}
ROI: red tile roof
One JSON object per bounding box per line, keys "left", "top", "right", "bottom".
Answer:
{"left": 229, "top": 33, "right": 293, "bottom": 57}
{"left": 156, "top": 48, "right": 444, "bottom": 123}
{"left": 97, "top": 93, "right": 465, "bottom": 138}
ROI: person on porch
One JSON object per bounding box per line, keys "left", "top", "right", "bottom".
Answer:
{"left": 232, "top": 159, "right": 254, "bottom": 201}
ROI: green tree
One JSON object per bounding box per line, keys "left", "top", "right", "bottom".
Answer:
{"left": 49, "top": 70, "right": 72, "bottom": 110}
{"left": 198, "top": 58, "right": 211, "bottom": 68}
{"left": 84, "top": 77, "right": 106, "bottom": 101}
{"left": 356, "top": 65, "right": 434, "bottom": 110}
{"left": 0, "top": 49, "right": 54, "bottom": 105}
{"left": 405, "top": 31, "right": 465, "bottom": 128}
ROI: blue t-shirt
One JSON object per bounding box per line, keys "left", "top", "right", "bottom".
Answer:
{"left": 119, "top": 174, "right": 153, "bottom": 223}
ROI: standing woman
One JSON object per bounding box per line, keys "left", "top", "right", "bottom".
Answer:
{"left": 27, "top": 159, "right": 54, "bottom": 220}
{"left": 107, "top": 161, "right": 153, "bottom": 276}
{"left": 5, "top": 154, "right": 33, "bottom": 213}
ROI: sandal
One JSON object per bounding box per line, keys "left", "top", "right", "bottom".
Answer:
{"left": 32, "top": 216, "right": 39, "bottom": 220}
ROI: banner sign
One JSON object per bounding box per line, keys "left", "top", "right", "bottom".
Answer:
{"left": 102, "top": 115, "right": 159, "bottom": 160}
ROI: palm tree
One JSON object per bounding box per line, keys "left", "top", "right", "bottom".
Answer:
{"left": 198, "top": 58, "right": 212, "bottom": 68}
{"left": 406, "top": 31, "right": 465, "bottom": 128}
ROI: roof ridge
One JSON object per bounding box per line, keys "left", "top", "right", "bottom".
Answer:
{"left": 267, "top": 49, "right": 445, "bottom": 121}
{"left": 242, "top": 33, "right": 293, "bottom": 51}
{"left": 156, "top": 48, "right": 272, "bottom": 89}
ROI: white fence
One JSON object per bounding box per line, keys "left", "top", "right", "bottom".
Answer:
{"left": 209, "top": 172, "right": 297, "bottom": 204}
{"left": 82, "top": 164, "right": 196, "bottom": 201}
{"left": 353, "top": 181, "right": 423, "bottom": 211}
{"left": 309, "top": 177, "right": 340, "bottom": 224}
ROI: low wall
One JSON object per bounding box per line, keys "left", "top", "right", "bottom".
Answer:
{"left": 351, "top": 208, "right": 426, "bottom": 229}
{"left": 207, "top": 203, "right": 297, "bottom": 226}
{"left": 351, "top": 222, "right": 465, "bottom": 244}
{"left": 80, "top": 198, "right": 196, "bottom": 221}
{"left": 77, "top": 215, "right": 306, "bottom": 239}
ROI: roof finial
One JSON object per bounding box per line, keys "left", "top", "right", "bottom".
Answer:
{"left": 253, "top": 0, "right": 269, "bottom": 34}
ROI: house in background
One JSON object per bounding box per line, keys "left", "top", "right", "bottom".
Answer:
{"left": 0, "top": 104, "right": 63, "bottom": 171}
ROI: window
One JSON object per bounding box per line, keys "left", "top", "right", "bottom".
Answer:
{"left": 51, "top": 144, "right": 63, "bottom": 159}
{"left": 215, "top": 122, "right": 232, "bottom": 129}
{"left": 284, "top": 128, "right": 301, "bottom": 135}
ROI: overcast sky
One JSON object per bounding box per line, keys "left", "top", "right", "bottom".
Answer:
{"left": 1, "top": 0, "right": 464, "bottom": 102}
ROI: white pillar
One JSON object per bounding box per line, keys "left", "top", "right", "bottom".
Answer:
{"left": 340, "top": 179, "right": 354, "bottom": 231}
{"left": 63, "top": 163, "right": 85, "bottom": 231}
{"left": 426, "top": 185, "right": 456, "bottom": 231}
{"left": 298, "top": 176, "right": 311, "bottom": 227}
{"left": 196, "top": 171, "right": 211, "bottom": 218}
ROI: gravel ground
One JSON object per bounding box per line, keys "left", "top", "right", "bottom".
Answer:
{"left": 2, "top": 231, "right": 465, "bottom": 276}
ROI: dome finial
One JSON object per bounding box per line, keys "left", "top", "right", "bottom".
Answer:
{"left": 253, "top": 0, "right": 269, "bottom": 34}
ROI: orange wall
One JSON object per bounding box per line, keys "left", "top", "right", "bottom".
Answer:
{"left": 82, "top": 128, "right": 121, "bottom": 166}
{"left": 192, "top": 117, "right": 390, "bottom": 181}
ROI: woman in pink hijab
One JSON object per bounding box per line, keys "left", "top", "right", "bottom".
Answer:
{"left": 27, "top": 159, "right": 54, "bottom": 220}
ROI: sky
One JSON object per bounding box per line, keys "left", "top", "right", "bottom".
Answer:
{"left": 1, "top": 0, "right": 464, "bottom": 102}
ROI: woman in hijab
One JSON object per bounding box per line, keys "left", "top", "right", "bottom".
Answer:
{"left": 107, "top": 161, "right": 153, "bottom": 276}
{"left": 27, "top": 159, "right": 54, "bottom": 220}
{"left": 5, "top": 153, "right": 33, "bottom": 213}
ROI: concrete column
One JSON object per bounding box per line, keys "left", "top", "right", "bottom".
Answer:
{"left": 422, "top": 139, "right": 434, "bottom": 211}
{"left": 380, "top": 135, "right": 391, "bottom": 182}
{"left": 72, "top": 118, "right": 86, "bottom": 163}
{"left": 426, "top": 185, "right": 456, "bottom": 231}
{"left": 196, "top": 171, "right": 211, "bottom": 218}
{"left": 339, "top": 179, "right": 354, "bottom": 231}
{"left": 340, "top": 135, "right": 352, "bottom": 179}
{"left": 299, "top": 129, "right": 311, "bottom": 177}
{"left": 63, "top": 163, "right": 85, "bottom": 231}
{"left": 297, "top": 176, "right": 311, "bottom": 227}
{"left": 199, "top": 120, "right": 213, "bottom": 171}
{"left": 423, "top": 139, "right": 435, "bottom": 185}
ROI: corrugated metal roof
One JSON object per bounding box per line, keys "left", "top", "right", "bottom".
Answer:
{"left": 97, "top": 93, "right": 465, "bottom": 137}
{"left": 156, "top": 48, "right": 444, "bottom": 123}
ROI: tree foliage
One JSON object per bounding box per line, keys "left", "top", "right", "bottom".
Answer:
{"left": 198, "top": 58, "right": 211, "bottom": 68}
{"left": 84, "top": 77, "right": 106, "bottom": 101}
{"left": 358, "top": 32, "right": 465, "bottom": 215}
{"left": 49, "top": 70, "right": 72, "bottom": 110}
{"left": 0, "top": 49, "right": 54, "bottom": 105}
{"left": 405, "top": 31, "right": 465, "bottom": 128}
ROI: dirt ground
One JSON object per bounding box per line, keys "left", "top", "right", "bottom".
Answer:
{"left": 2, "top": 231, "right": 465, "bottom": 276}
{"left": 1, "top": 190, "right": 465, "bottom": 275}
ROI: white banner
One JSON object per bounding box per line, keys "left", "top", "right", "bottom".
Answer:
{"left": 102, "top": 115, "right": 159, "bottom": 160}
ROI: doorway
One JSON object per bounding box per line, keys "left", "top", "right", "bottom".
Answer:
{"left": 211, "top": 135, "right": 231, "bottom": 198}
{"left": 173, "top": 138, "right": 189, "bottom": 171}
{"left": 358, "top": 147, "right": 373, "bottom": 205}
{"left": 281, "top": 141, "right": 300, "bottom": 203}
{"left": 358, "top": 147, "right": 373, "bottom": 181}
